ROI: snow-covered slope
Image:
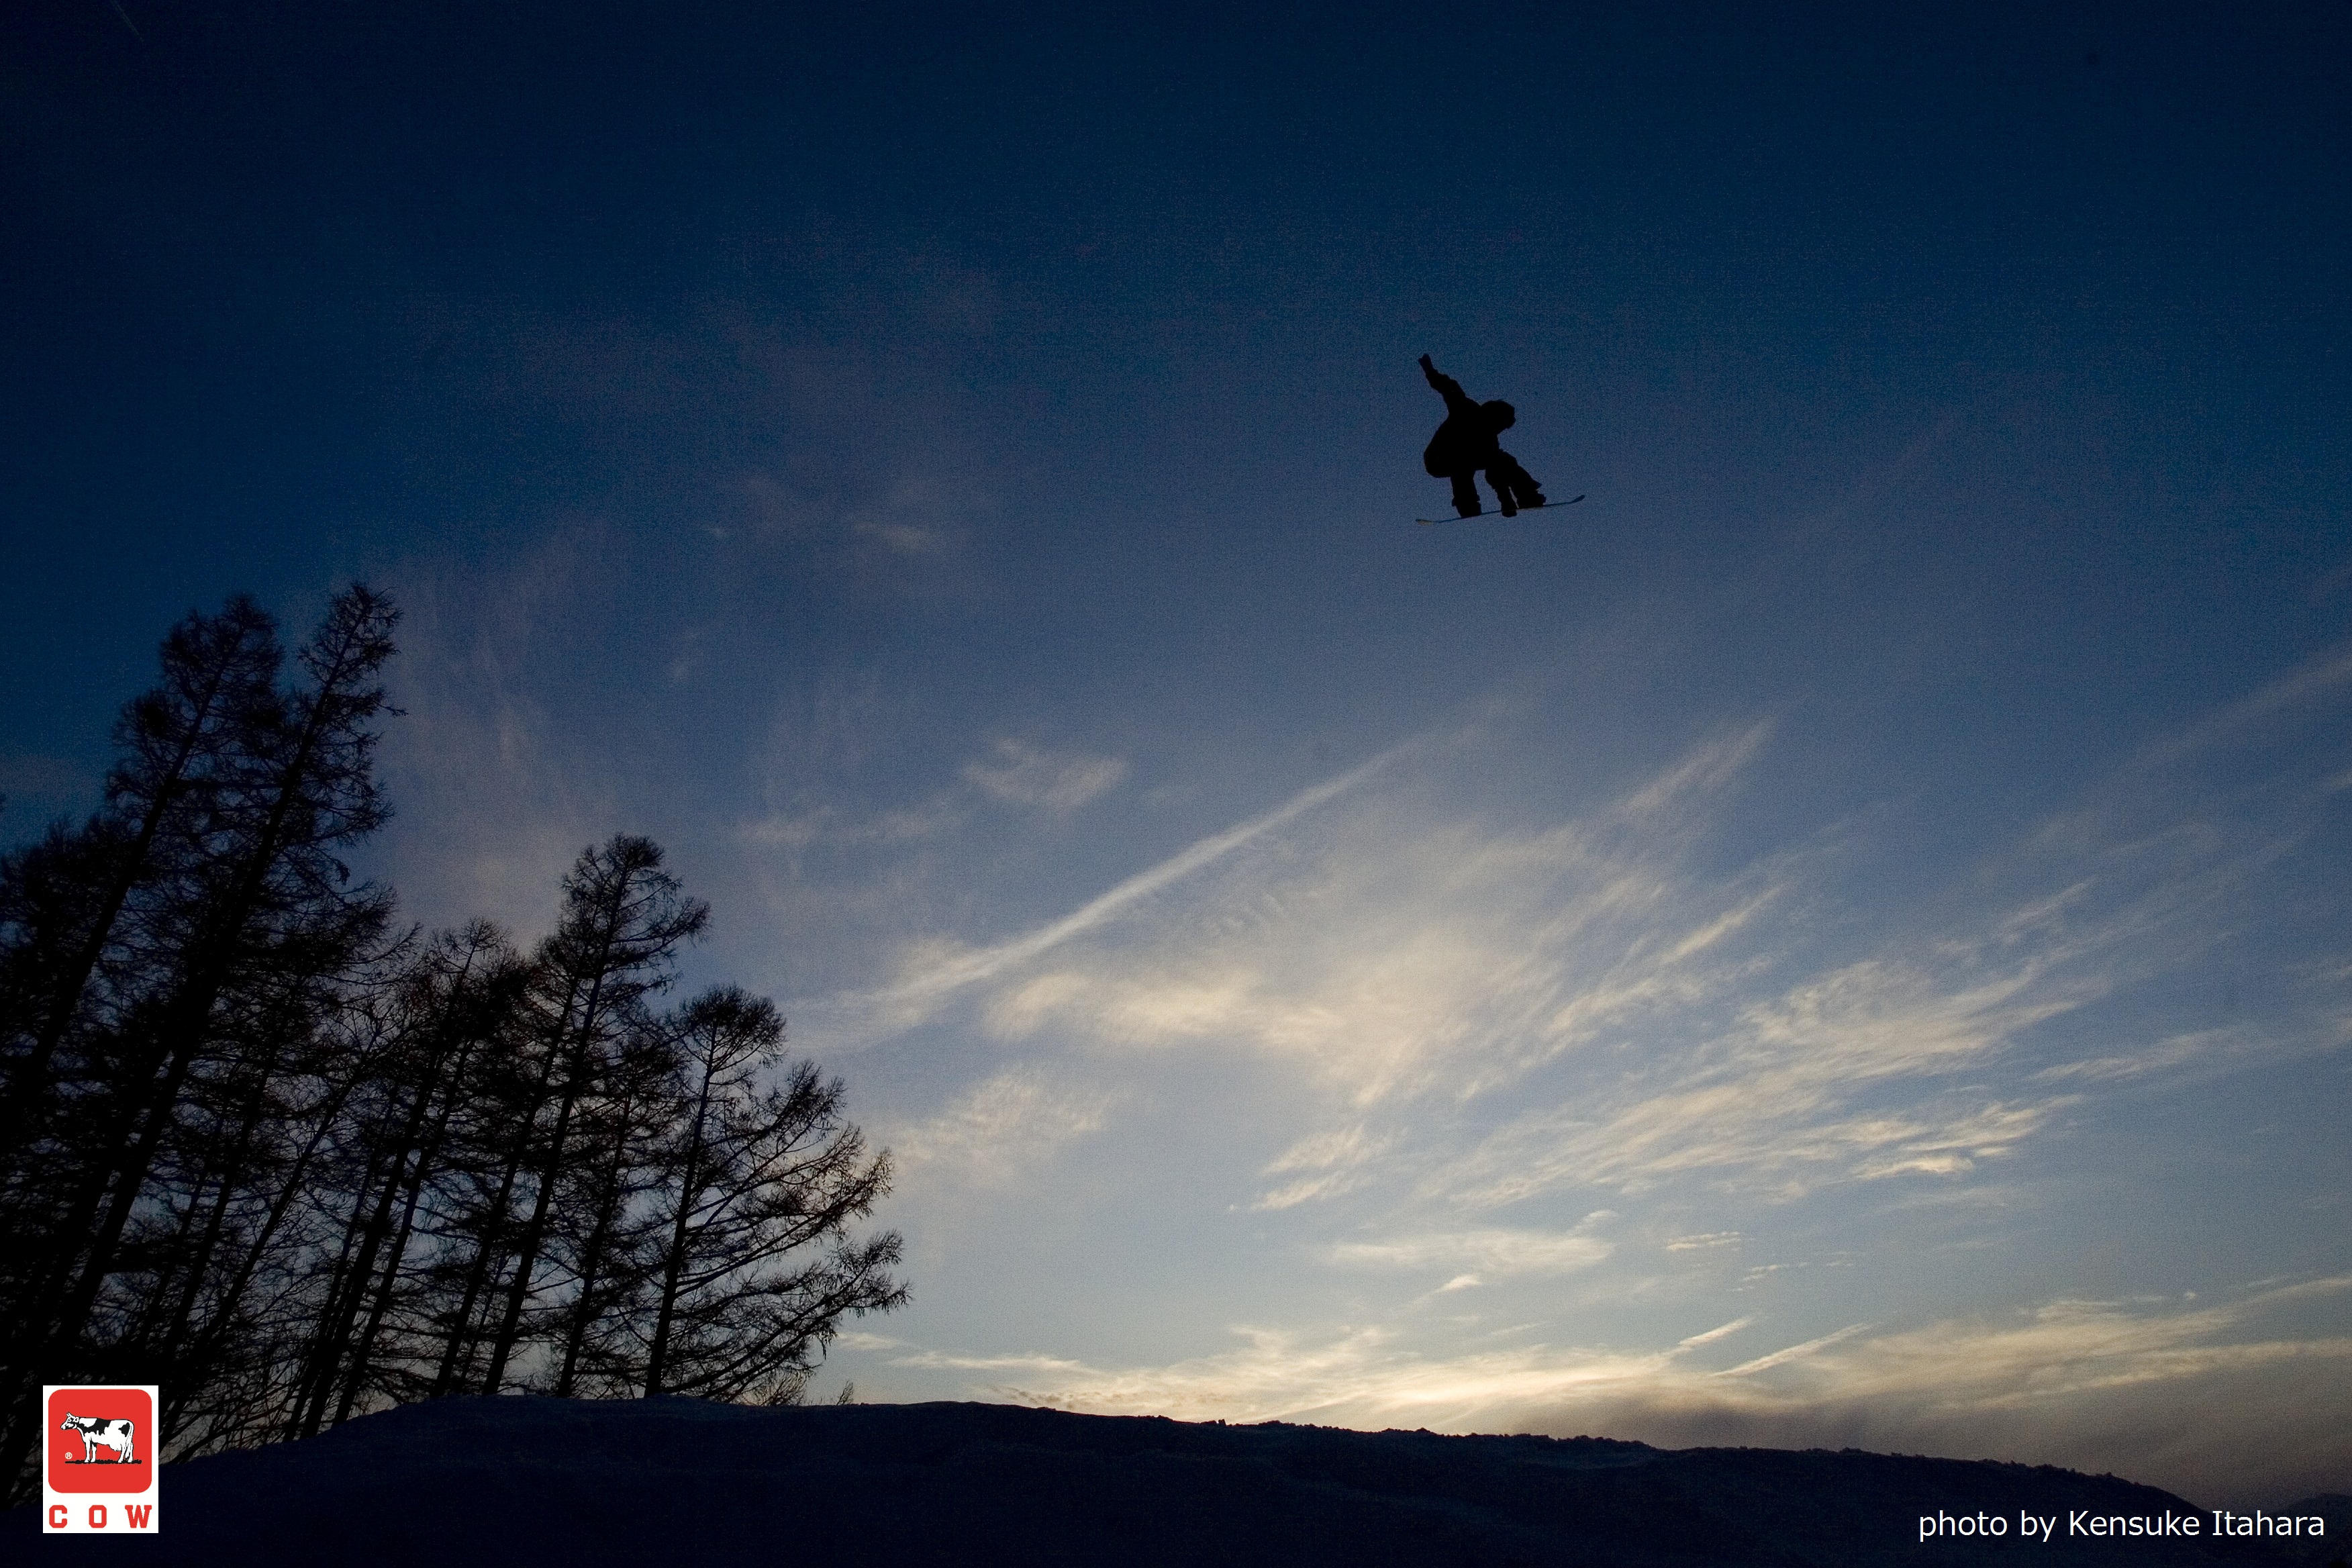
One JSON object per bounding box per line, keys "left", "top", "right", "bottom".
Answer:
{"left": 6, "top": 1397, "right": 2342, "bottom": 1566}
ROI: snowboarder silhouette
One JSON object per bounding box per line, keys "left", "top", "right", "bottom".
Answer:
{"left": 1420, "top": 354, "right": 1546, "bottom": 518}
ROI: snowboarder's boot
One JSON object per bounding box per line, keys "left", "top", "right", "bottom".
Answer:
{"left": 1489, "top": 452, "right": 1545, "bottom": 514}
{"left": 1450, "top": 472, "right": 1482, "bottom": 518}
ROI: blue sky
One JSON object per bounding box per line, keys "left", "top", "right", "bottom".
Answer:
{"left": 4, "top": 1, "right": 2347, "bottom": 1504}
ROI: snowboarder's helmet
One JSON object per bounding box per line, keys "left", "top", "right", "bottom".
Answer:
{"left": 1483, "top": 399, "right": 1516, "bottom": 430}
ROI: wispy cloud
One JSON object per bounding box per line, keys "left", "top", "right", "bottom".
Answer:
{"left": 962, "top": 739, "right": 1128, "bottom": 814}
{"left": 746, "top": 736, "right": 1128, "bottom": 851}
{"left": 743, "top": 799, "right": 965, "bottom": 850}
{"left": 377, "top": 535, "right": 625, "bottom": 936}
{"left": 1666, "top": 1232, "right": 1743, "bottom": 1253}
{"left": 980, "top": 726, "right": 1783, "bottom": 1111}
{"left": 2125, "top": 641, "right": 2352, "bottom": 777}
{"left": 1325, "top": 1224, "right": 1616, "bottom": 1280}
{"left": 886, "top": 1064, "right": 1118, "bottom": 1189}
{"left": 807, "top": 740, "right": 1413, "bottom": 1037}
{"left": 1249, "top": 1124, "right": 1393, "bottom": 1211}
{"left": 1716, "top": 1322, "right": 1871, "bottom": 1377}
{"left": 1436, "top": 946, "right": 2101, "bottom": 1206}
{"left": 1769, "top": 1281, "right": 2352, "bottom": 1409}
{"left": 2030, "top": 1027, "right": 2251, "bottom": 1085}
{"left": 1677, "top": 1315, "right": 1755, "bottom": 1347}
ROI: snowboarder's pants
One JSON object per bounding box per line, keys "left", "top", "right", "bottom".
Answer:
{"left": 1440, "top": 452, "right": 1542, "bottom": 514}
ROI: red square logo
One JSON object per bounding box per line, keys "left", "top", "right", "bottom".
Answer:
{"left": 45, "top": 1387, "right": 154, "bottom": 1495}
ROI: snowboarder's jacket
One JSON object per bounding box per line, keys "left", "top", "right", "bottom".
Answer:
{"left": 1420, "top": 358, "right": 1513, "bottom": 479}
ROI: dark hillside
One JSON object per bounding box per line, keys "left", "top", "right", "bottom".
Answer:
{"left": 5, "top": 1397, "right": 2341, "bottom": 1567}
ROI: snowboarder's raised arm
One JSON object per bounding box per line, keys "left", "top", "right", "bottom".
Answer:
{"left": 1419, "top": 354, "right": 1477, "bottom": 417}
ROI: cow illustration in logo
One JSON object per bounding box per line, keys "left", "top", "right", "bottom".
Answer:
{"left": 43, "top": 1386, "right": 155, "bottom": 1506}
{"left": 60, "top": 1414, "right": 138, "bottom": 1465}
{"left": 42, "top": 1385, "right": 158, "bottom": 1532}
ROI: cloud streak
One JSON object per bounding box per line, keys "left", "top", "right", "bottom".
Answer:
{"left": 1437, "top": 948, "right": 2101, "bottom": 1206}
{"left": 982, "top": 726, "right": 1785, "bottom": 1116}
{"left": 1325, "top": 1224, "right": 1616, "bottom": 1281}
{"left": 807, "top": 739, "right": 1414, "bottom": 1038}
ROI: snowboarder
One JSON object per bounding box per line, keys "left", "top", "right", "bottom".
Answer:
{"left": 1420, "top": 354, "right": 1546, "bottom": 518}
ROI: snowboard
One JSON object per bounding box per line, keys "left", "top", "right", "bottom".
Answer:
{"left": 1416, "top": 494, "right": 1583, "bottom": 525}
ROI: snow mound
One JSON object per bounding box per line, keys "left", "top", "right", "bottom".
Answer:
{"left": 5, "top": 1396, "right": 2338, "bottom": 1566}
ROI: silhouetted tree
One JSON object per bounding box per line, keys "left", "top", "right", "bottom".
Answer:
{"left": 0, "top": 593, "right": 350, "bottom": 1492}
{"left": 143, "top": 963, "right": 411, "bottom": 1453}
{"left": 287, "top": 922, "right": 528, "bottom": 1437}
{"left": 636, "top": 986, "right": 904, "bottom": 1403}
{"left": 0, "top": 597, "right": 280, "bottom": 1185}
{"left": 0, "top": 601, "right": 285, "bottom": 1442}
{"left": 0, "top": 587, "right": 400, "bottom": 1496}
{"left": 0, "top": 589, "right": 903, "bottom": 1502}
{"left": 420, "top": 974, "right": 559, "bottom": 1399}
{"left": 545, "top": 1010, "right": 678, "bottom": 1398}
{"left": 475, "top": 836, "right": 707, "bottom": 1393}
